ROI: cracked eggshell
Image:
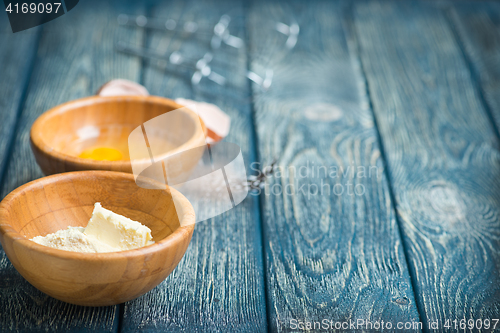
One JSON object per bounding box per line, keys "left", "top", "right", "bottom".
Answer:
{"left": 175, "top": 98, "right": 230, "bottom": 143}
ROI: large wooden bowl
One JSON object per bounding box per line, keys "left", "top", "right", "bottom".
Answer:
{"left": 30, "top": 95, "right": 206, "bottom": 175}
{"left": 0, "top": 171, "right": 195, "bottom": 306}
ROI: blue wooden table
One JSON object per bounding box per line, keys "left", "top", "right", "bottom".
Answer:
{"left": 1, "top": 0, "right": 499, "bottom": 332}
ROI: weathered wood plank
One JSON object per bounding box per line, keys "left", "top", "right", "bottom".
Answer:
{"left": 0, "top": 19, "right": 39, "bottom": 192}
{"left": 0, "top": 0, "right": 144, "bottom": 331}
{"left": 354, "top": 1, "right": 500, "bottom": 331}
{"left": 120, "top": 0, "right": 268, "bottom": 332}
{"left": 248, "top": 1, "right": 421, "bottom": 332}
{"left": 450, "top": 2, "right": 500, "bottom": 134}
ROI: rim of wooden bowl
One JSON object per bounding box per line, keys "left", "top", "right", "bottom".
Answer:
{"left": 30, "top": 95, "right": 207, "bottom": 171}
{"left": 0, "top": 170, "right": 195, "bottom": 262}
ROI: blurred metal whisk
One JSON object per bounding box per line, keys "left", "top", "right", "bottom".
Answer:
{"left": 118, "top": 14, "right": 244, "bottom": 50}
{"left": 115, "top": 41, "right": 273, "bottom": 90}
{"left": 275, "top": 21, "right": 300, "bottom": 49}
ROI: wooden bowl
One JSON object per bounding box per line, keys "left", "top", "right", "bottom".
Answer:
{"left": 30, "top": 95, "right": 206, "bottom": 175}
{"left": 0, "top": 171, "right": 195, "bottom": 306}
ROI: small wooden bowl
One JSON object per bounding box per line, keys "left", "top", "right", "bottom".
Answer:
{"left": 0, "top": 171, "right": 195, "bottom": 306}
{"left": 30, "top": 95, "right": 206, "bottom": 175}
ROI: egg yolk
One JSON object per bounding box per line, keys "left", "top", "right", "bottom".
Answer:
{"left": 79, "top": 147, "right": 123, "bottom": 161}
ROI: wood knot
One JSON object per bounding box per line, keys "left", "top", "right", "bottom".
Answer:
{"left": 392, "top": 296, "right": 410, "bottom": 306}
{"left": 304, "top": 103, "right": 343, "bottom": 122}
{"left": 402, "top": 178, "right": 500, "bottom": 238}
{"left": 401, "top": 180, "right": 470, "bottom": 234}
{"left": 427, "top": 182, "right": 465, "bottom": 220}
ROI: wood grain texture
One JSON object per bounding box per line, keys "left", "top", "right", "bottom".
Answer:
{"left": 248, "top": 1, "right": 421, "bottom": 332}
{"left": 0, "top": 18, "right": 39, "bottom": 189}
{"left": 0, "top": 0, "right": 144, "bottom": 331}
{"left": 354, "top": 1, "right": 500, "bottom": 330}
{"left": 120, "top": 0, "right": 268, "bottom": 332}
{"left": 449, "top": 2, "right": 500, "bottom": 134}
{"left": 0, "top": 171, "right": 194, "bottom": 306}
